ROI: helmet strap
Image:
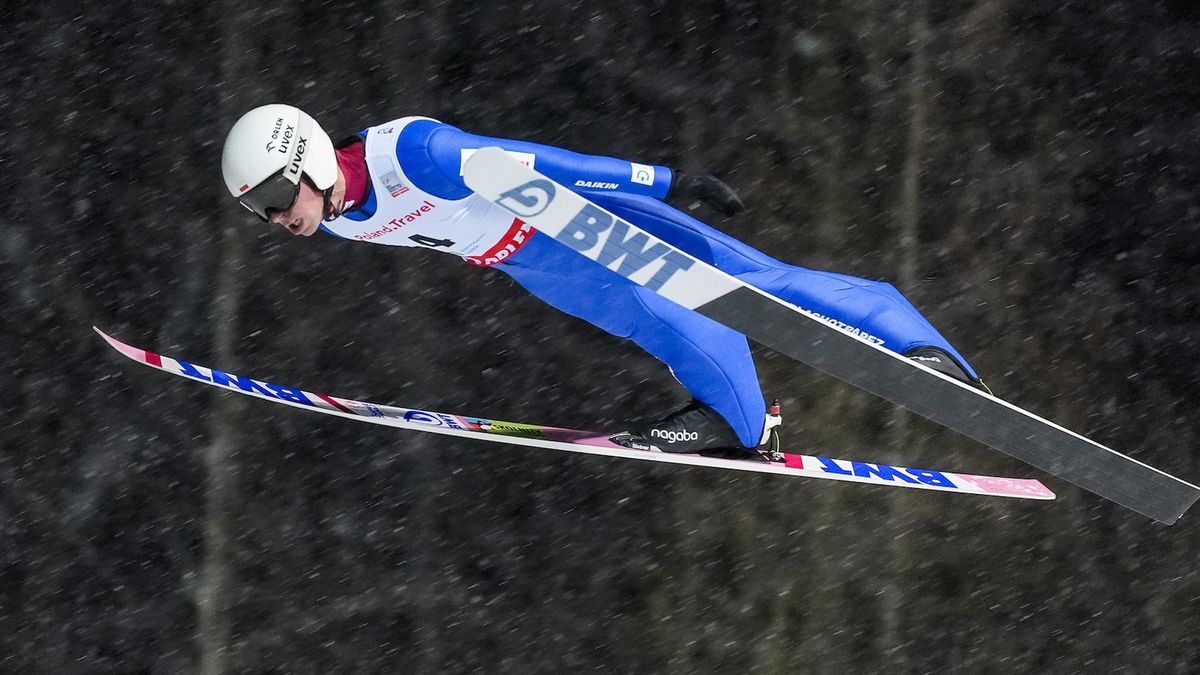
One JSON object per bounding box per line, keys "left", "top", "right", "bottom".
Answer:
{"left": 322, "top": 185, "right": 338, "bottom": 220}
{"left": 297, "top": 174, "right": 338, "bottom": 221}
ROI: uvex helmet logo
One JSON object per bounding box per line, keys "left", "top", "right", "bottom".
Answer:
{"left": 286, "top": 136, "right": 308, "bottom": 177}
{"left": 496, "top": 179, "right": 556, "bottom": 217}
{"left": 265, "top": 117, "right": 295, "bottom": 154}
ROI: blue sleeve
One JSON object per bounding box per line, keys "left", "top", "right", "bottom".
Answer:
{"left": 394, "top": 119, "right": 673, "bottom": 201}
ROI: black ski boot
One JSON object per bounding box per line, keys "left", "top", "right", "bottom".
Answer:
{"left": 903, "top": 346, "right": 992, "bottom": 394}
{"left": 611, "top": 398, "right": 786, "bottom": 460}
{"left": 610, "top": 399, "right": 747, "bottom": 455}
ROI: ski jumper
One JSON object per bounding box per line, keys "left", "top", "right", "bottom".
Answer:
{"left": 321, "top": 117, "right": 977, "bottom": 448}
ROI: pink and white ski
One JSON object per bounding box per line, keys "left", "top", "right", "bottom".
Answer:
{"left": 96, "top": 327, "right": 1054, "bottom": 502}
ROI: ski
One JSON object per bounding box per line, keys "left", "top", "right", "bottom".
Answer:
{"left": 461, "top": 147, "right": 1200, "bottom": 525}
{"left": 95, "top": 328, "right": 1053, "bottom": 501}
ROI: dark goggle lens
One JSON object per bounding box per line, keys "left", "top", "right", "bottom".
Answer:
{"left": 238, "top": 170, "right": 301, "bottom": 221}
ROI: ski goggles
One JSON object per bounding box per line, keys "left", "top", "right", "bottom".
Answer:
{"left": 237, "top": 169, "right": 302, "bottom": 222}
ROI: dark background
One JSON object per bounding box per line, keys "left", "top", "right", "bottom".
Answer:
{"left": 3, "top": 0, "right": 1200, "bottom": 672}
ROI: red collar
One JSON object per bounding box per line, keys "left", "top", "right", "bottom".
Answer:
{"left": 335, "top": 140, "right": 368, "bottom": 209}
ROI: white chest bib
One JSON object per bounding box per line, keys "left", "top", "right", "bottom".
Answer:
{"left": 323, "top": 117, "right": 533, "bottom": 265}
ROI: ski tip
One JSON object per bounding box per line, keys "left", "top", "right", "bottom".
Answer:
{"left": 93, "top": 326, "right": 125, "bottom": 352}
{"left": 461, "top": 147, "right": 513, "bottom": 189}
{"left": 463, "top": 146, "right": 508, "bottom": 169}
{"left": 93, "top": 327, "right": 157, "bottom": 366}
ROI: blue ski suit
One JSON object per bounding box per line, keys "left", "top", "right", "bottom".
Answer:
{"left": 322, "top": 118, "right": 976, "bottom": 448}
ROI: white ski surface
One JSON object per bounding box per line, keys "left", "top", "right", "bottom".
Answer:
{"left": 95, "top": 328, "right": 1054, "bottom": 501}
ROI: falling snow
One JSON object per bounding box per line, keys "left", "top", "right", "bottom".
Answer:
{"left": 2, "top": 1, "right": 1200, "bottom": 672}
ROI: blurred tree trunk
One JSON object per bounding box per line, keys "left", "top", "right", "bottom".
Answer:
{"left": 880, "top": 0, "right": 930, "bottom": 665}
{"left": 357, "top": 2, "right": 456, "bottom": 670}
{"left": 196, "top": 232, "right": 249, "bottom": 675}
{"left": 196, "top": 3, "right": 256, "bottom": 673}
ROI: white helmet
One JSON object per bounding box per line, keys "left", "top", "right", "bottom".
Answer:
{"left": 221, "top": 103, "right": 338, "bottom": 220}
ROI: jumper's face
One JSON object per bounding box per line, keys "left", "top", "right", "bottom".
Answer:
{"left": 269, "top": 179, "right": 324, "bottom": 237}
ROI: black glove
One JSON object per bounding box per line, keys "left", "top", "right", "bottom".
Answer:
{"left": 667, "top": 171, "right": 746, "bottom": 217}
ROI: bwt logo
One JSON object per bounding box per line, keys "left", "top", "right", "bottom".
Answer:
{"left": 814, "top": 456, "right": 958, "bottom": 488}
{"left": 557, "top": 203, "right": 696, "bottom": 292}
{"left": 496, "top": 179, "right": 556, "bottom": 217}
{"left": 173, "top": 360, "right": 317, "bottom": 407}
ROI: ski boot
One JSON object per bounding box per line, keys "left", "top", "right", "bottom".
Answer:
{"left": 611, "top": 399, "right": 784, "bottom": 461}
{"left": 903, "top": 346, "right": 992, "bottom": 395}
{"left": 610, "top": 399, "right": 742, "bottom": 455}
